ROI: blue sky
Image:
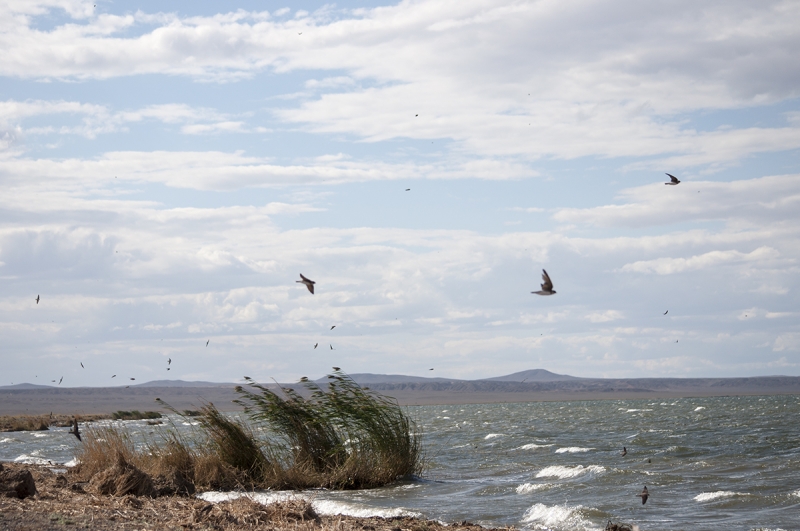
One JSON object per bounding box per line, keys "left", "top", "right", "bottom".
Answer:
{"left": 1, "top": 0, "right": 799, "bottom": 386}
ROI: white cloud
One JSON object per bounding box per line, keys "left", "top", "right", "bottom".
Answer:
{"left": 620, "top": 246, "right": 782, "bottom": 275}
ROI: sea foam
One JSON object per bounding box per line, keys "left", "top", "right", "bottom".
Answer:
{"left": 517, "top": 443, "right": 553, "bottom": 450}
{"left": 198, "top": 491, "right": 421, "bottom": 518}
{"left": 694, "top": 491, "right": 745, "bottom": 502}
{"left": 522, "top": 503, "right": 594, "bottom": 531}
{"left": 554, "top": 447, "right": 594, "bottom": 453}
{"left": 516, "top": 483, "right": 553, "bottom": 494}
{"left": 484, "top": 434, "right": 504, "bottom": 440}
{"left": 535, "top": 465, "right": 605, "bottom": 479}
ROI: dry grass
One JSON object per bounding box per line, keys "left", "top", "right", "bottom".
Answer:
{"left": 0, "top": 413, "right": 110, "bottom": 432}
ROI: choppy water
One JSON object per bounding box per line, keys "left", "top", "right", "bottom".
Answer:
{"left": 3, "top": 395, "right": 800, "bottom": 531}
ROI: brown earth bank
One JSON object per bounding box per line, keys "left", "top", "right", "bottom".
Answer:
{"left": 0, "top": 462, "right": 518, "bottom": 531}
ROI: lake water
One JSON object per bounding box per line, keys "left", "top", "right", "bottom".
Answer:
{"left": 3, "top": 395, "right": 800, "bottom": 531}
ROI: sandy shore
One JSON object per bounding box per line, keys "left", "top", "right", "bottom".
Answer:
{"left": 0, "top": 463, "right": 515, "bottom": 531}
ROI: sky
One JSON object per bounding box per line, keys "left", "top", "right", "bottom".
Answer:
{"left": 1, "top": 0, "right": 799, "bottom": 387}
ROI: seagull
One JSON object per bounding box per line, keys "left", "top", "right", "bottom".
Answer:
{"left": 665, "top": 173, "right": 680, "bottom": 185}
{"left": 69, "top": 418, "right": 81, "bottom": 442}
{"left": 330, "top": 325, "right": 336, "bottom": 330}
{"left": 531, "top": 269, "right": 556, "bottom": 296}
{"left": 80, "top": 362, "right": 84, "bottom": 369}
{"left": 663, "top": 310, "right": 668, "bottom": 315}
{"left": 621, "top": 446, "right": 627, "bottom": 456}
{"left": 297, "top": 274, "right": 315, "bottom": 294}
{"left": 36, "top": 295, "right": 40, "bottom": 304}
{"left": 314, "top": 343, "right": 318, "bottom": 349}
{"left": 206, "top": 340, "right": 209, "bottom": 347}
{"left": 637, "top": 486, "right": 649, "bottom": 505}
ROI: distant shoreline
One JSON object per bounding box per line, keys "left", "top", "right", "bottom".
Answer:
{"left": 2, "top": 375, "right": 799, "bottom": 415}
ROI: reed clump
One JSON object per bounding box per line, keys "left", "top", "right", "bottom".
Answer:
{"left": 111, "top": 410, "right": 162, "bottom": 420}
{"left": 73, "top": 369, "right": 422, "bottom": 493}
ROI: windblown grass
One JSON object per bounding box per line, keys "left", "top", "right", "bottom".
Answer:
{"left": 74, "top": 369, "right": 422, "bottom": 492}
{"left": 111, "top": 410, "right": 162, "bottom": 420}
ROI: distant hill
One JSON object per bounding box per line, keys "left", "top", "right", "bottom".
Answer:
{"left": 315, "top": 373, "right": 463, "bottom": 385}
{"left": 0, "top": 383, "right": 53, "bottom": 390}
{"left": 135, "top": 380, "right": 233, "bottom": 388}
{"left": 481, "top": 369, "right": 580, "bottom": 382}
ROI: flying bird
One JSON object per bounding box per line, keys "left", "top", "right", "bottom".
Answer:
{"left": 69, "top": 418, "right": 81, "bottom": 442}
{"left": 332, "top": 366, "right": 340, "bottom": 371}
{"left": 665, "top": 173, "right": 680, "bottom": 185}
{"left": 80, "top": 362, "right": 84, "bottom": 369}
{"left": 531, "top": 269, "right": 556, "bottom": 296}
{"left": 297, "top": 274, "right": 315, "bottom": 294}
{"left": 405, "top": 188, "right": 411, "bottom": 191}
{"left": 206, "top": 340, "right": 209, "bottom": 347}
{"left": 314, "top": 343, "right": 318, "bottom": 349}
{"left": 58, "top": 376, "right": 63, "bottom": 385}
{"left": 637, "top": 486, "right": 649, "bottom": 505}
{"left": 112, "top": 375, "right": 116, "bottom": 378}
{"left": 621, "top": 446, "right": 627, "bottom": 456}
{"left": 167, "top": 368, "right": 170, "bottom": 371}
{"left": 663, "top": 310, "right": 668, "bottom": 315}
{"left": 330, "top": 325, "right": 336, "bottom": 330}
{"left": 429, "top": 368, "right": 434, "bottom": 371}
{"left": 330, "top": 344, "right": 334, "bottom": 350}
{"left": 36, "top": 295, "right": 40, "bottom": 304}
{"left": 168, "top": 358, "right": 171, "bottom": 365}
{"left": 130, "top": 378, "right": 135, "bottom": 380}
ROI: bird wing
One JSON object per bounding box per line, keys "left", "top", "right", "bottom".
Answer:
{"left": 541, "top": 269, "right": 553, "bottom": 291}
{"left": 299, "top": 274, "right": 315, "bottom": 284}
{"left": 666, "top": 173, "right": 679, "bottom": 183}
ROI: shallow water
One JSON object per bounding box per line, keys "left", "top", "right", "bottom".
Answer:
{"left": 3, "top": 395, "right": 800, "bottom": 531}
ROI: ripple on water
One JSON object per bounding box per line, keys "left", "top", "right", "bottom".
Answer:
{"left": 484, "top": 434, "right": 504, "bottom": 440}
{"left": 694, "top": 491, "right": 746, "bottom": 502}
{"left": 554, "top": 447, "right": 594, "bottom": 453}
{"left": 517, "top": 443, "right": 553, "bottom": 450}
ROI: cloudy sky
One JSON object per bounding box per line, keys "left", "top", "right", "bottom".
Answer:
{"left": 2, "top": 0, "right": 799, "bottom": 387}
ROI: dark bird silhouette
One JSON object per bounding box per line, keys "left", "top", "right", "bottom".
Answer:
{"left": 80, "top": 362, "right": 84, "bottom": 369}
{"left": 405, "top": 188, "right": 411, "bottom": 191}
{"left": 58, "top": 376, "right": 63, "bottom": 385}
{"left": 330, "top": 325, "right": 336, "bottom": 330}
{"left": 531, "top": 269, "right": 556, "bottom": 296}
{"left": 330, "top": 344, "right": 334, "bottom": 350}
{"left": 130, "top": 378, "right": 135, "bottom": 380}
{"left": 637, "top": 486, "right": 649, "bottom": 505}
{"left": 69, "top": 419, "right": 81, "bottom": 440}
{"left": 621, "top": 446, "right": 627, "bottom": 456}
{"left": 167, "top": 367, "right": 170, "bottom": 370}
{"left": 429, "top": 368, "right": 434, "bottom": 370}
{"left": 332, "top": 366, "right": 340, "bottom": 371}
{"left": 665, "top": 173, "right": 680, "bottom": 185}
{"left": 36, "top": 295, "right": 40, "bottom": 304}
{"left": 297, "top": 274, "right": 315, "bottom": 294}
{"left": 663, "top": 310, "right": 668, "bottom": 315}
{"left": 112, "top": 374, "right": 116, "bottom": 378}
{"left": 206, "top": 340, "right": 209, "bottom": 347}
{"left": 314, "top": 343, "right": 318, "bottom": 349}
{"left": 168, "top": 358, "right": 171, "bottom": 365}
{"left": 69, "top": 418, "right": 81, "bottom": 441}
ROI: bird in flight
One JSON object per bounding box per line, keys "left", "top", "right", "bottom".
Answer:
{"left": 330, "top": 325, "right": 336, "bottom": 330}
{"left": 130, "top": 377, "right": 135, "bottom": 380}
{"left": 206, "top": 340, "right": 209, "bottom": 347}
{"left": 405, "top": 188, "right": 411, "bottom": 191}
{"left": 36, "top": 295, "right": 40, "bottom": 304}
{"left": 58, "top": 376, "right": 63, "bottom": 385}
{"left": 314, "top": 343, "right": 318, "bottom": 349}
{"left": 429, "top": 368, "right": 434, "bottom": 371}
{"left": 663, "top": 310, "right": 668, "bottom": 315}
{"left": 332, "top": 366, "right": 340, "bottom": 371}
{"left": 69, "top": 418, "right": 81, "bottom": 442}
{"left": 637, "top": 486, "right": 649, "bottom": 505}
{"left": 330, "top": 344, "right": 334, "bottom": 350}
{"left": 168, "top": 358, "right": 171, "bottom": 365}
{"left": 531, "top": 269, "right": 556, "bottom": 296}
{"left": 621, "top": 446, "right": 627, "bottom": 456}
{"left": 112, "top": 374, "right": 116, "bottom": 378}
{"left": 665, "top": 173, "right": 680, "bottom": 185}
{"left": 297, "top": 274, "right": 315, "bottom": 294}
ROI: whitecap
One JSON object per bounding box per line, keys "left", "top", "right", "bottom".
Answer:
{"left": 555, "top": 447, "right": 594, "bottom": 453}
{"left": 694, "top": 407, "right": 705, "bottom": 411}
{"left": 625, "top": 409, "right": 652, "bottom": 412}
{"left": 198, "top": 491, "right": 421, "bottom": 519}
{"left": 516, "top": 483, "right": 553, "bottom": 494}
{"left": 33, "top": 433, "right": 49, "bottom": 438}
{"left": 13, "top": 454, "right": 52, "bottom": 465}
{"left": 0, "top": 437, "right": 14, "bottom": 444}
{"left": 484, "top": 433, "right": 504, "bottom": 440}
{"left": 522, "top": 503, "right": 594, "bottom": 531}
{"left": 517, "top": 443, "right": 554, "bottom": 450}
{"left": 694, "top": 491, "right": 745, "bottom": 502}
{"left": 63, "top": 458, "right": 79, "bottom": 467}
{"left": 535, "top": 465, "right": 605, "bottom": 479}
{"left": 792, "top": 490, "right": 800, "bottom": 498}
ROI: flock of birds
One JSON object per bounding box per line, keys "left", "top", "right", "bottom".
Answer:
{"left": 35, "top": 173, "right": 685, "bottom": 505}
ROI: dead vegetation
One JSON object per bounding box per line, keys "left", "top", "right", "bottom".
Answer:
{"left": 0, "top": 463, "right": 512, "bottom": 531}
{"left": 0, "top": 413, "right": 111, "bottom": 432}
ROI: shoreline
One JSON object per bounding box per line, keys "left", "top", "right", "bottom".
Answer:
{"left": 0, "top": 462, "right": 518, "bottom": 531}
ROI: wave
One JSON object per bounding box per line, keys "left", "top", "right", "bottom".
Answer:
{"left": 13, "top": 454, "right": 53, "bottom": 465}
{"left": 522, "top": 503, "right": 595, "bottom": 531}
{"left": 517, "top": 443, "right": 554, "bottom": 450}
{"left": 484, "top": 434, "right": 504, "bottom": 440}
{"left": 554, "top": 447, "right": 594, "bottom": 453}
{"left": 535, "top": 465, "right": 605, "bottom": 479}
{"left": 694, "top": 491, "right": 746, "bottom": 502}
{"left": 792, "top": 490, "right": 800, "bottom": 498}
{"left": 0, "top": 437, "right": 14, "bottom": 444}
{"left": 694, "top": 407, "right": 706, "bottom": 411}
{"left": 625, "top": 409, "right": 652, "bottom": 412}
{"left": 199, "top": 491, "right": 421, "bottom": 519}
{"left": 516, "top": 483, "right": 553, "bottom": 494}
